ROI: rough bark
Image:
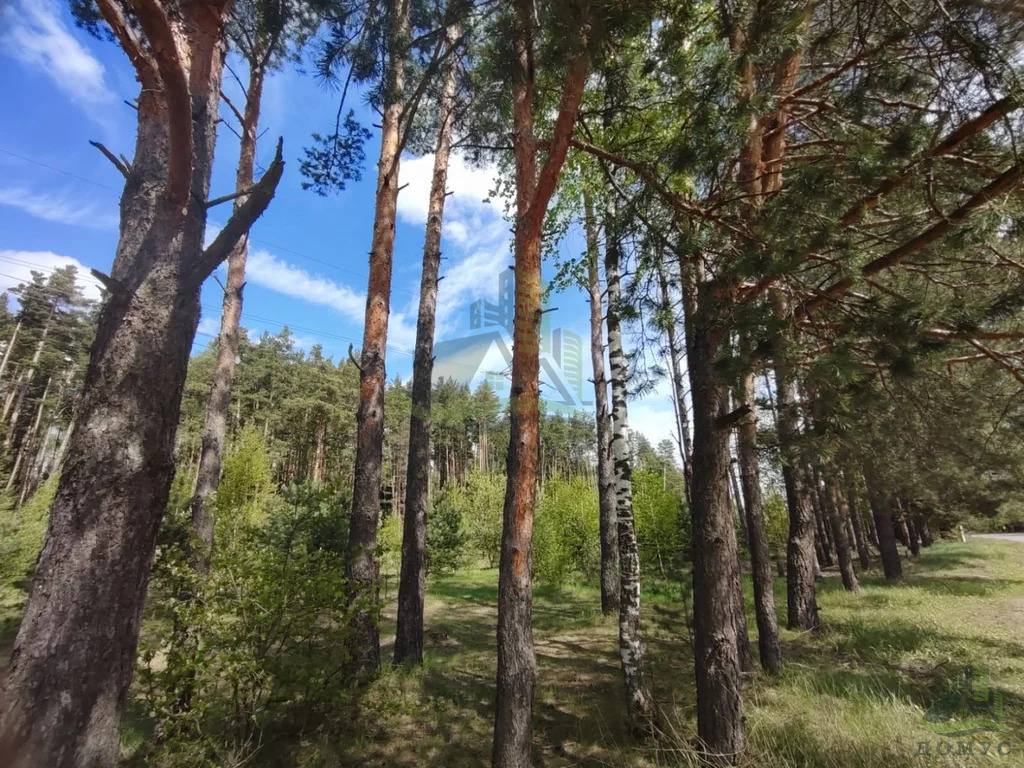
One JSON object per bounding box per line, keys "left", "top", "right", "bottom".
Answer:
{"left": 844, "top": 475, "right": 871, "bottom": 570}
{"left": 347, "top": 0, "right": 410, "bottom": 674}
{"left": 0, "top": 4, "right": 282, "bottom": 764}
{"left": 864, "top": 469, "right": 902, "bottom": 581}
{"left": 605, "top": 200, "right": 655, "bottom": 731}
{"left": 394, "top": 28, "right": 457, "bottom": 665}
{"left": 492, "top": 4, "right": 587, "bottom": 762}
{"left": 822, "top": 475, "right": 860, "bottom": 592}
{"left": 682, "top": 260, "right": 746, "bottom": 763}
{"left": 583, "top": 190, "right": 619, "bottom": 615}
{"left": 190, "top": 61, "right": 266, "bottom": 573}
{"left": 735, "top": 372, "right": 780, "bottom": 674}
{"left": 772, "top": 363, "right": 819, "bottom": 631}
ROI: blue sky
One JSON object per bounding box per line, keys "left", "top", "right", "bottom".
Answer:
{"left": 0, "top": 0, "right": 679, "bottom": 447}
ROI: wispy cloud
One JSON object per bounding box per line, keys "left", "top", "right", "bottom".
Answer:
{"left": 0, "top": 0, "right": 113, "bottom": 109}
{"left": 0, "top": 249, "right": 104, "bottom": 302}
{"left": 0, "top": 186, "right": 119, "bottom": 230}
{"left": 243, "top": 248, "right": 419, "bottom": 351}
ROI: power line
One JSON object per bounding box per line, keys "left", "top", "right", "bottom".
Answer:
{"left": 0, "top": 145, "right": 418, "bottom": 296}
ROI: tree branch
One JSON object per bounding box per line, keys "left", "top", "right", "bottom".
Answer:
{"left": 795, "top": 162, "right": 1024, "bottom": 320}
{"left": 127, "top": 0, "right": 193, "bottom": 209}
{"left": 89, "top": 140, "right": 131, "bottom": 178}
{"left": 206, "top": 184, "right": 260, "bottom": 209}
{"left": 94, "top": 0, "right": 159, "bottom": 89}
{"left": 187, "top": 138, "right": 285, "bottom": 291}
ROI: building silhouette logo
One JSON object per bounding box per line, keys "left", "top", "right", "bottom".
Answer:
{"left": 922, "top": 665, "right": 1006, "bottom": 736}
{"left": 433, "top": 269, "right": 589, "bottom": 411}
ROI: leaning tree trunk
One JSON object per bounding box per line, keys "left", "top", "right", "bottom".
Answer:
{"left": 822, "top": 474, "right": 860, "bottom": 592}
{"left": 190, "top": 61, "right": 266, "bottom": 573}
{"left": 583, "top": 189, "right": 619, "bottom": 615}
{"left": 772, "top": 359, "right": 819, "bottom": 631}
{"left": 0, "top": 4, "right": 282, "bottom": 762}
{"left": 394, "top": 28, "right": 457, "bottom": 665}
{"left": 605, "top": 199, "right": 655, "bottom": 731}
{"left": 905, "top": 514, "right": 921, "bottom": 557}
{"left": 735, "top": 371, "right": 780, "bottom": 673}
{"left": 492, "top": 5, "right": 587, "bottom": 762}
{"left": 864, "top": 468, "right": 902, "bottom": 581}
{"left": 347, "top": 0, "right": 410, "bottom": 674}
{"left": 682, "top": 259, "right": 746, "bottom": 763}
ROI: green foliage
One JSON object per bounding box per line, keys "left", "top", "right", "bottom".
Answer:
{"left": 0, "top": 476, "right": 57, "bottom": 588}
{"left": 763, "top": 491, "right": 789, "bottom": 560}
{"left": 533, "top": 477, "right": 600, "bottom": 586}
{"left": 456, "top": 472, "right": 505, "bottom": 569}
{"left": 426, "top": 490, "right": 467, "bottom": 576}
{"left": 137, "top": 489, "right": 360, "bottom": 767}
{"left": 379, "top": 512, "right": 403, "bottom": 578}
{"left": 216, "top": 425, "right": 274, "bottom": 525}
{"left": 632, "top": 469, "right": 690, "bottom": 582}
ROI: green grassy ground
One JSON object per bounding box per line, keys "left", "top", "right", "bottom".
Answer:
{"left": 345, "top": 540, "right": 1024, "bottom": 767}
{"left": 3, "top": 539, "right": 1022, "bottom": 766}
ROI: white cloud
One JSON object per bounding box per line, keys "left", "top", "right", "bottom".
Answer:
{"left": 397, "top": 153, "right": 509, "bottom": 251}
{"left": 243, "top": 248, "right": 419, "bottom": 352}
{"left": 1, "top": 0, "right": 113, "bottom": 108}
{"left": 628, "top": 397, "right": 681, "bottom": 455}
{"left": 197, "top": 316, "right": 221, "bottom": 338}
{"left": 0, "top": 186, "right": 119, "bottom": 230}
{"left": 0, "top": 250, "right": 104, "bottom": 302}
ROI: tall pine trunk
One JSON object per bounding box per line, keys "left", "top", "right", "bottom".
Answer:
{"left": 656, "top": 261, "right": 693, "bottom": 500}
{"left": 735, "top": 371, "right": 780, "bottom": 673}
{"left": 605, "top": 200, "right": 655, "bottom": 730}
{"left": 583, "top": 190, "right": 619, "bottom": 615}
{"left": 0, "top": 3, "right": 282, "bottom": 762}
{"left": 347, "top": 0, "right": 410, "bottom": 673}
{"left": 772, "top": 357, "right": 819, "bottom": 631}
{"left": 492, "top": 4, "right": 587, "bottom": 762}
{"left": 682, "top": 259, "right": 746, "bottom": 763}
{"left": 190, "top": 62, "right": 266, "bottom": 573}
{"left": 864, "top": 468, "right": 902, "bottom": 581}
{"left": 394, "top": 28, "right": 458, "bottom": 665}
{"left": 822, "top": 474, "right": 860, "bottom": 592}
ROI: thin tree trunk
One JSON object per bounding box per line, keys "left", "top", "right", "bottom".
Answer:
{"left": 347, "top": 0, "right": 410, "bottom": 674}
{"left": 583, "top": 190, "right": 619, "bottom": 615}
{"left": 605, "top": 199, "right": 655, "bottom": 731}
{"left": 844, "top": 475, "right": 871, "bottom": 570}
{"left": 9, "top": 376, "right": 50, "bottom": 499}
{"left": 0, "top": 3, "right": 269, "bottom": 762}
{"left": 906, "top": 514, "right": 921, "bottom": 557}
{"left": 735, "top": 371, "right": 780, "bottom": 673}
{"left": 394, "top": 28, "right": 457, "bottom": 665}
{"left": 809, "top": 475, "right": 834, "bottom": 567}
{"left": 0, "top": 319, "right": 21, "bottom": 383}
{"left": 656, "top": 261, "right": 693, "bottom": 500}
{"left": 822, "top": 474, "right": 860, "bottom": 592}
{"left": 4, "top": 316, "right": 51, "bottom": 455}
{"left": 916, "top": 515, "right": 933, "bottom": 547}
{"left": 864, "top": 469, "right": 902, "bottom": 581}
{"left": 683, "top": 260, "right": 746, "bottom": 763}
{"left": 492, "top": 4, "right": 587, "bottom": 762}
{"left": 190, "top": 62, "right": 266, "bottom": 573}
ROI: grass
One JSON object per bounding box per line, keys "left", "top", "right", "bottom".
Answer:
{"left": 344, "top": 540, "right": 1024, "bottom": 767}
{"left": 2, "top": 540, "right": 1022, "bottom": 766}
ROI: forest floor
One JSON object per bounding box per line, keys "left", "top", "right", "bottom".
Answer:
{"left": 2, "top": 539, "right": 1023, "bottom": 766}
{"left": 347, "top": 539, "right": 1024, "bottom": 768}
